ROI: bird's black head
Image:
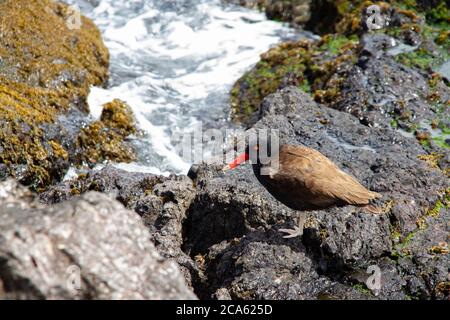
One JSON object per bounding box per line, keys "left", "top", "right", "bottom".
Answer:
{"left": 223, "top": 132, "right": 279, "bottom": 171}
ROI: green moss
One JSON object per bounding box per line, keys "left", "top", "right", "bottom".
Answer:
{"left": 426, "top": 195, "right": 449, "bottom": 218}
{"left": 388, "top": 190, "right": 447, "bottom": 259}
{"left": 230, "top": 0, "right": 450, "bottom": 125}
{"left": 230, "top": 35, "right": 358, "bottom": 124}
{"left": 299, "top": 79, "right": 312, "bottom": 93}
{"left": 390, "top": 119, "right": 399, "bottom": 129}
{"left": 416, "top": 189, "right": 449, "bottom": 230}
{"left": 230, "top": 40, "right": 310, "bottom": 123}
{"left": 432, "top": 136, "right": 450, "bottom": 149}
{"left": 391, "top": 230, "right": 415, "bottom": 258}
{"left": 352, "top": 283, "right": 372, "bottom": 295}
{"left": 391, "top": 228, "right": 402, "bottom": 242}
{"left": 320, "top": 34, "right": 358, "bottom": 54}
{"left": 425, "top": 1, "right": 449, "bottom": 26}
{"left": 395, "top": 48, "right": 436, "bottom": 70}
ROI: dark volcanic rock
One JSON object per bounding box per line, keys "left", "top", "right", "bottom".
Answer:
{"left": 186, "top": 87, "right": 448, "bottom": 299}
{"left": 202, "top": 228, "right": 376, "bottom": 300}
{"left": 0, "top": 180, "right": 196, "bottom": 300}
{"left": 328, "top": 34, "right": 450, "bottom": 132}
{"left": 41, "top": 88, "right": 448, "bottom": 300}
{"left": 184, "top": 163, "right": 295, "bottom": 255}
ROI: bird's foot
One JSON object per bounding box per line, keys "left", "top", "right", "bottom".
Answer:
{"left": 279, "top": 213, "right": 306, "bottom": 239}
{"left": 279, "top": 226, "right": 304, "bottom": 239}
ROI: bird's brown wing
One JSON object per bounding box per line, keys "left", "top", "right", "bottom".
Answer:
{"left": 278, "top": 145, "right": 381, "bottom": 206}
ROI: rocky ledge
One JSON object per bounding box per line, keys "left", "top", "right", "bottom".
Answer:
{"left": 0, "top": 179, "right": 195, "bottom": 299}
{"left": 0, "top": 0, "right": 136, "bottom": 191}
{"left": 0, "top": 0, "right": 448, "bottom": 300}
{"left": 36, "top": 86, "right": 449, "bottom": 300}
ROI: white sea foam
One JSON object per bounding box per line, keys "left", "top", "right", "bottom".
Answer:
{"left": 68, "top": 0, "right": 300, "bottom": 175}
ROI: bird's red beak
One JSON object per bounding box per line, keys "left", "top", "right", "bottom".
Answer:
{"left": 223, "top": 152, "right": 249, "bottom": 171}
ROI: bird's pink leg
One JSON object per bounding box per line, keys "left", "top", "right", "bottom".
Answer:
{"left": 279, "top": 212, "right": 306, "bottom": 239}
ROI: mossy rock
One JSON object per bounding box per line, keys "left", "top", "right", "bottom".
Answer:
{"left": 77, "top": 99, "right": 136, "bottom": 165}
{"left": 230, "top": 34, "right": 358, "bottom": 125}
{"left": 230, "top": 0, "right": 450, "bottom": 131}
{"left": 0, "top": 0, "right": 129, "bottom": 190}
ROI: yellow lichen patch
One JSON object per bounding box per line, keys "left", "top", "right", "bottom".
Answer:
{"left": 397, "top": 9, "right": 420, "bottom": 22}
{"left": 319, "top": 227, "right": 329, "bottom": 240}
{"left": 416, "top": 189, "right": 449, "bottom": 229}
{"left": 100, "top": 99, "right": 136, "bottom": 135}
{"left": 436, "top": 282, "right": 450, "bottom": 295}
{"left": 49, "top": 140, "right": 69, "bottom": 161}
{"left": 194, "top": 254, "right": 206, "bottom": 271}
{"left": 381, "top": 199, "right": 394, "bottom": 214}
{"left": 77, "top": 100, "right": 136, "bottom": 164}
{"left": 429, "top": 242, "right": 449, "bottom": 255}
{"left": 417, "top": 153, "right": 443, "bottom": 169}
{"left": 435, "top": 30, "right": 450, "bottom": 45}
{"left": 0, "top": 0, "right": 109, "bottom": 189}
{"left": 0, "top": 0, "right": 109, "bottom": 88}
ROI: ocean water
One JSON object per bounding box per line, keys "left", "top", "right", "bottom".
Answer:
{"left": 64, "top": 0, "right": 306, "bottom": 177}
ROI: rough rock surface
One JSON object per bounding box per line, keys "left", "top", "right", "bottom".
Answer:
{"left": 187, "top": 87, "right": 449, "bottom": 300}
{"left": 231, "top": 1, "right": 449, "bottom": 150}
{"left": 5, "top": 0, "right": 447, "bottom": 301}
{"left": 0, "top": 0, "right": 135, "bottom": 190}
{"left": 324, "top": 33, "right": 450, "bottom": 133}
{"left": 40, "top": 166, "right": 201, "bottom": 289}
{"left": 226, "top": 3, "right": 448, "bottom": 298}
{"left": 0, "top": 179, "right": 196, "bottom": 300}
{"left": 42, "top": 87, "right": 449, "bottom": 300}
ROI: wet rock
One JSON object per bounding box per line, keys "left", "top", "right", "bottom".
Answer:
{"left": 230, "top": 35, "right": 359, "bottom": 126}
{"left": 230, "top": 1, "right": 449, "bottom": 150}
{"left": 232, "top": 31, "right": 449, "bottom": 135}
{"left": 41, "top": 166, "right": 201, "bottom": 289}
{"left": 0, "top": 0, "right": 136, "bottom": 190}
{"left": 76, "top": 99, "right": 137, "bottom": 165}
{"left": 0, "top": 180, "right": 196, "bottom": 300}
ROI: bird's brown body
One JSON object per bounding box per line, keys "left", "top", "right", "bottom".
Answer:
{"left": 252, "top": 145, "right": 381, "bottom": 212}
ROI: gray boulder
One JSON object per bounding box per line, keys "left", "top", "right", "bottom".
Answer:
{"left": 0, "top": 180, "right": 196, "bottom": 300}
{"left": 40, "top": 166, "right": 201, "bottom": 289}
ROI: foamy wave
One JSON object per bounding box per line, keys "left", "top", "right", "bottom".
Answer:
{"left": 73, "top": 0, "right": 300, "bottom": 175}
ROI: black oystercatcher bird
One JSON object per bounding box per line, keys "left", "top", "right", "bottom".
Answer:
{"left": 223, "top": 138, "right": 381, "bottom": 238}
